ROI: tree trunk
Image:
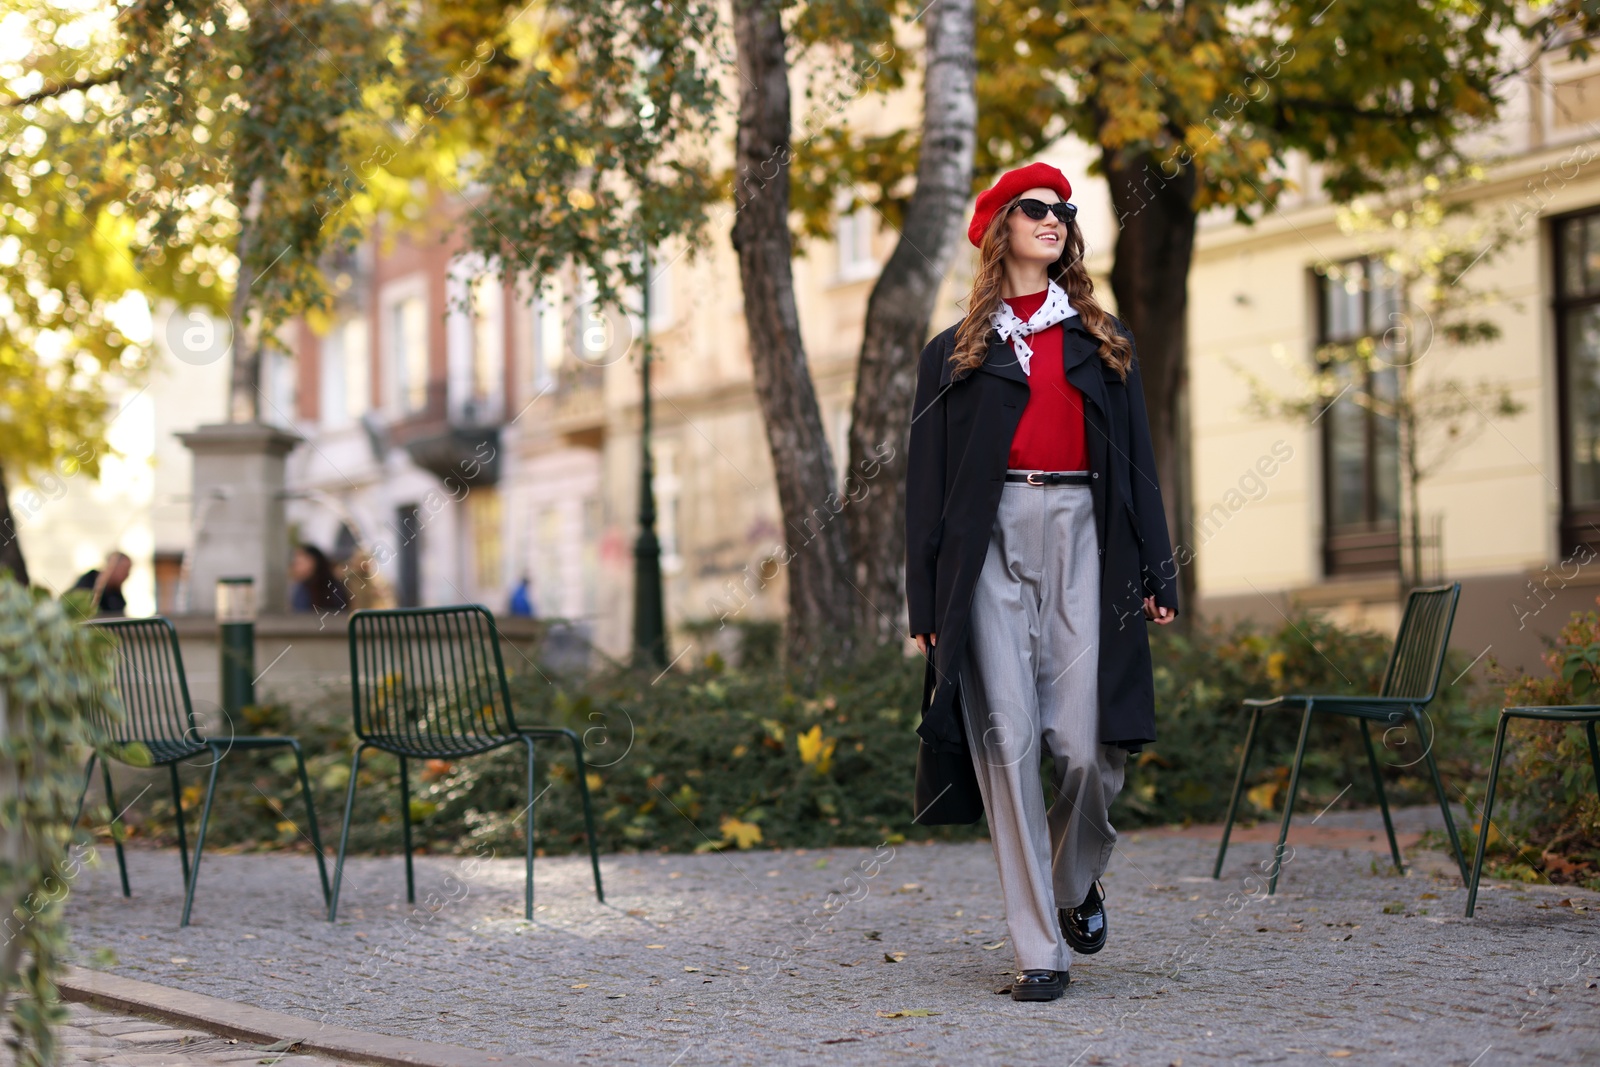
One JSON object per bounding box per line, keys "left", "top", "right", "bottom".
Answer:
{"left": 730, "top": 0, "right": 858, "bottom": 669}
{"left": 0, "top": 463, "right": 31, "bottom": 587}
{"left": 1104, "top": 150, "right": 1198, "bottom": 625}
{"left": 228, "top": 178, "right": 265, "bottom": 424}
{"left": 845, "top": 0, "right": 976, "bottom": 647}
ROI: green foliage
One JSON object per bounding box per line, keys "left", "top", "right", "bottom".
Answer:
{"left": 1475, "top": 598, "right": 1600, "bottom": 890}
{"left": 0, "top": 579, "right": 121, "bottom": 1066}
{"left": 465, "top": 0, "right": 725, "bottom": 326}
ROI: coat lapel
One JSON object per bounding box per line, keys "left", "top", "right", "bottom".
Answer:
{"left": 1061, "top": 320, "right": 1110, "bottom": 417}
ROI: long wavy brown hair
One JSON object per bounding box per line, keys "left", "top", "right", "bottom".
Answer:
{"left": 951, "top": 193, "right": 1133, "bottom": 380}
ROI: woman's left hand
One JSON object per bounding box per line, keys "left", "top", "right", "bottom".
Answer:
{"left": 1143, "top": 596, "right": 1176, "bottom": 625}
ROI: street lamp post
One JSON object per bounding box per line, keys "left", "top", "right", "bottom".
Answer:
{"left": 632, "top": 230, "right": 667, "bottom": 669}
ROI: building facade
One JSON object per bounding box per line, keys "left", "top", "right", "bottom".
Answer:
{"left": 15, "top": 41, "right": 1600, "bottom": 679}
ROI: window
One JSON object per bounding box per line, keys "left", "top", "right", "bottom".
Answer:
{"left": 320, "top": 317, "right": 370, "bottom": 428}
{"left": 515, "top": 274, "right": 566, "bottom": 400}
{"left": 1555, "top": 210, "right": 1600, "bottom": 555}
{"left": 647, "top": 252, "right": 672, "bottom": 330}
{"left": 833, "top": 187, "right": 877, "bottom": 282}
{"left": 260, "top": 347, "right": 297, "bottom": 428}
{"left": 1315, "top": 256, "right": 1402, "bottom": 576}
{"left": 468, "top": 486, "right": 503, "bottom": 594}
{"left": 446, "top": 256, "right": 505, "bottom": 423}
{"left": 655, "top": 438, "right": 682, "bottom": 575}
{"left": 384, "top": 282, "right": 429, "bottom": 415}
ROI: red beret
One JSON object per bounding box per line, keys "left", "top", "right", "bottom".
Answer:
{"left": 967, "top": 162, "right": 1074, "bottom": 248}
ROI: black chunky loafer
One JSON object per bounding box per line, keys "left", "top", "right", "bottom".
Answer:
{"left": 1009, "top": 968, "right": 1067, "bottom": 1001}
{"left": 1061, "top": 878, "right": 1107, "bottom": 955}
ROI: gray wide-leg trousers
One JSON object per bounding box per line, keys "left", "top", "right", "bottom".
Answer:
{"left": 960, "top": 470, "right": 1128, "bottom": 972}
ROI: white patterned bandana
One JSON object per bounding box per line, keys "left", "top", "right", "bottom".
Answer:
{"left": 990, "top": 278, "right": 1078, "bottom": 375}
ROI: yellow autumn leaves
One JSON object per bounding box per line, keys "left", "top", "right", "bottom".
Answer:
{"left": 695, "top": 724, "right": 841, "bottom": 852}
{"left": 797, "top": 723, "right": 837, "bottom": 775}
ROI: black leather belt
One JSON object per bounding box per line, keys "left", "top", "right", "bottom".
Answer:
{"left": 1005, "top": 471, "right": 1094, "bottom": 485}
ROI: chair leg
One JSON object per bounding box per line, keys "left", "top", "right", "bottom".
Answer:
{"left": 523, "top": 736, "right": 537, "bottom": 921}
{"left": 169, "top": 762, "right": 191, "bottom": 892}
{"left": 1466, "top": 713, "right": 1511, "bottom": 918}
{"left": 1269, "top": 706, "right": 1314, "bottom": 895}
{"left": 1213, "top": 705, "right": 1262, "bottom": 879}
{"left": 328, "top": 744, "right": 367, "bottom": 922}
{"left": 100, "top": 759, "right": 130, "bottom": 899}
{"left": 180, "top": 748, "right": 222, "bottom": 928}
{"left": 1586, "top": 721, "right": 1600, "bottom": 810}
{"left": 562, "top": 729, "right": 605, "bottom": 903}
{"left": 288, "top": 741, "right": 331, "bottom": 907}
{"left": 1422, "top": 730, "right": 1470, "bottom": 887}
{"left": 1360, "top": 718, "right": 1404, "bottom": 875}
{"left": 74, "top": 754, "right": 96, "bottom": 829}
{"left": 399, "top": 755, "right": 415, "bottom": 905}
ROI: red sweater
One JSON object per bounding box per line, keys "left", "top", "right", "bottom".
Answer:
{"left": 1003, "top": 288, "right": 1088, "bottom": 471}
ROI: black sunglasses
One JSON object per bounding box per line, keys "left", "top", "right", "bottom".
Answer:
{"left": 1011, "top": 198, "right": 1077, "bottom": 224}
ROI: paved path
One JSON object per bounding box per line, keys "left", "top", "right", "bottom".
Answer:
{"left": 60, "top": 807, "right": 1600, "bottom": 1066}
{"left": 56, "top": 1000, "right": 339, "bottom": 1066}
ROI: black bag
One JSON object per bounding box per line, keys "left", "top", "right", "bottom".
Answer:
{"left": 912, "top": 652, "right": 984, "bottom": 825}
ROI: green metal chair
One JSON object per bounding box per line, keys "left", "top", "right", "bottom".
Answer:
{"left": 328, "top": 605, "right": 604, "bottom": 921}
{"left": 1212, "top": 582, "right": 1471, "bottom": 894}
{"left": 1465, "top": 705, "right": 1600, "bottom": 917}
{"left": 75, "top": 617, "right": 330, "bottom": 927}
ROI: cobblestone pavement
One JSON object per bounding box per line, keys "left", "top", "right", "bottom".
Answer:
{"left": 60, "top": 806, "right": 1600, "bottom": 1066}
{"left": 55, "top": 1000, "right": 342, "bottom": 1066}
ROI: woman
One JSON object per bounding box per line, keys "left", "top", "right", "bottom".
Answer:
{"left": 289, "top": 543, "right": 351, "bottom": 616}
{"left": 904, "top": 161, "right": 1179, "bottom": 1002}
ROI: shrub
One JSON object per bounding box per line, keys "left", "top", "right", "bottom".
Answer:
{"left": 1471, "top": 596, "right": 1600, "bottom": 890}
{"left": 0, "top": 584, "right": 122, "bottom": 1066}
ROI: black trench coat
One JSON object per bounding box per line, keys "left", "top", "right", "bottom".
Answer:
{"left": 904, "top": 314, "right": 1179, "bottom": 758}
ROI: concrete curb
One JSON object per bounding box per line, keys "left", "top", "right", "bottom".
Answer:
{"left": 57, "top": 966, "right": 576, "bottom": 1067}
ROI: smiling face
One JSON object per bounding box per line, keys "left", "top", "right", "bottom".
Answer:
{"left": 1004, "top": 185, "right": 1068, "bottom": 271}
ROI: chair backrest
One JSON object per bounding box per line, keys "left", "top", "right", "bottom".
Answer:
{"left": 1377, "top": 582, "right": 1462, "bottom": 703}
{"left": 88, "top": 617, "right": 201, "bottom": 747}
{"left": 347, "top": 605, "right": 519, "bottom": 753}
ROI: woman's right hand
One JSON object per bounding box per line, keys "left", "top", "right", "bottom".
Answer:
{"left": 914, "top": 633, "right": 937, "bottom": 657}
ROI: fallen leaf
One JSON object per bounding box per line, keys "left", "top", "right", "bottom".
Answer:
{"left": 255, "top": 1040, "right": 302, "bottom": 1054}
{"left": 864, "top": 931, "right": 882, "bottom": 941}
{"left": 647, "top": 944, "right": 666, "bottom": 949}
{"left": 684, "top": 967, "right": 700, "bottom": 973}
{"left": 1328, "top": 1051, "right": 1352, "bottom": 1058}
{"left": 606, "top": 993, "right": 626, "bottom": 999}
{"left": 981, "top": 939, "right": 1007, "bottom": 951}
{"left": 884, "top": 951, "right": 906, "bottom": 963}
{"left": 570, "top": 983, "right": 589, "bottom": 989}
{"left": 877, "top": 1009, "right": 939, "bottom": 1018}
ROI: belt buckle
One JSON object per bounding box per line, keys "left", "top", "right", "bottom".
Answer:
{"left": 1026, "top": 472, "right": 1045, "bottom": 486}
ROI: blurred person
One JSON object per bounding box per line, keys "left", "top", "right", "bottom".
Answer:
{"left": 72, "top": 551, "right": 132, "bottom": 618}
{"left": 289, "top": 543, "right": 350, "bottom": 615}
{"left": 509, "top": 574, "right": 537, "bottom": 618}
